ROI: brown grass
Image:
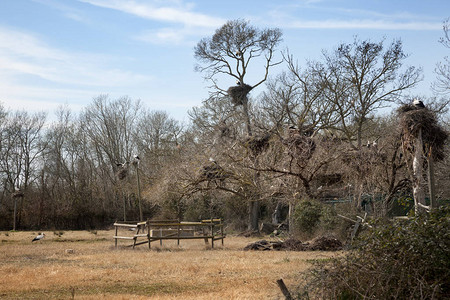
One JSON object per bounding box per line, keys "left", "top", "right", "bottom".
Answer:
{"left": 0, "top": 230, "right": 341, "bottom": 299}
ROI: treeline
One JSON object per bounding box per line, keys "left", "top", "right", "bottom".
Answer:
{"left": 1, "top": 19, "right": 449, "bottom": 231}
{"left": 0, "top": 96, "right": 182, "bottom": 229}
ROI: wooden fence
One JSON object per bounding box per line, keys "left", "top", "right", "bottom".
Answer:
{"left": 113, "top": 219, "right": 225, "bottom": 249}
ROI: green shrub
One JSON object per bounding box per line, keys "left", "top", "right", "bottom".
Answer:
{"left": 299, "top": 205, "right": 450, "bottom": 299}
{"left": 293, "top": 200, "right": 323, "bottom": 234}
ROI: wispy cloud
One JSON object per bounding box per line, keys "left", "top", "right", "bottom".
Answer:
{"left": 31, "top": 0, "right": 89, "bottom": 23}
{"left": 79, "top": 0, "right": 225, "bottom": 28}
{"left": 0, "top": 26, "right": 153, "bottom": 87}
{"left": 286, "top": 19, "right": 441, "bottom": 30}
{"left": 0, "top": 26, "right": 154, "bottom": 114}
{"left": 134, "top": 26, "right": 211, "bottom": 45}
{"left": 266, "top": 3, "right": 442, "bottom": 31}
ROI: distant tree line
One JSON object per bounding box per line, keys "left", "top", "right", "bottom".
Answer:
{"left": 0, "top": 19, "right": 448, "bottom": 231}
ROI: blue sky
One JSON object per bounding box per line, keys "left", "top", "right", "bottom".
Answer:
{"left": 0, "top": 0, "right": 448, "bottom": 122}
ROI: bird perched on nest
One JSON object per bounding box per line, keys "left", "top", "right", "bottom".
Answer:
{"left": 413, "top": 99, "right": 425, "bottom": 109}
{"left": 116, "top": 161, "right": 128, "bottom": 168}
{"left": 132, "top": 154, "right": 140, "bottom": 167}
{"left": 32, "top": 233, "right": 45, "bottom": 242}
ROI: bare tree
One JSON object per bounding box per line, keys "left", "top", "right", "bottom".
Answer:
{"left": 0, "top": 110, "right": 47, "bottom": 229}
{"left": 195, "top": 19, "right": 282, "bottom": 137}
{"left": 194, "top": 19, "right": 283, "bottom": 232}
{"left": 313, "top": 38, "right": 422, "bottom": 148}
{"left": 80, "top": 95, "right": 142, "bottom": 220}
{"left": 433, "top": 18, "right": 450, "bottom": 95}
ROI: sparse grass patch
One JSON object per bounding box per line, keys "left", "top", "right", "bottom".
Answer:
{"left": 0, "top": 230, "right": 340, "bottom": 299}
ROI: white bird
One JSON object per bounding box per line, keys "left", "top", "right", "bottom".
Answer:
{"left": 132, "top": 155, "right": 140, "bottom": 167}
{"left": 116, "top": 161, "right": 128, "bottom": 168}
{"left": 236, "top": 80, "right": 241, "bottom": 85}
{"left": 413, "top": 99, "right": 425, "bottom": 109}
{"left": 32, "top": 233, "right": 45, "bottom": 242}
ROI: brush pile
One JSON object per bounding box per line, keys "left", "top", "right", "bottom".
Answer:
{"left": 244, "top": 236, "right": 343, "bottom": 251}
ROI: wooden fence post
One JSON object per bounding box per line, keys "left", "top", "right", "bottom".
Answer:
{"left": 276, "top": 279, "right": 292, "bottom": 300}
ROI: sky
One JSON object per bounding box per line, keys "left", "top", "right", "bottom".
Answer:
{"left": 0, "top": 0, "right": 449, "bottom": 122}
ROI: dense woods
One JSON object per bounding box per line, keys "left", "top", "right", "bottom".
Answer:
{"left": 1, "top": 19, "right": 449, "bottom": 231}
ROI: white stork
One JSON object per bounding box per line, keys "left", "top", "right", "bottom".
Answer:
{"left": 413, "top": 99, "right": 425, "bottom": 109}
{"left": 32, "top": 233, "right": 45, "bottom": 242}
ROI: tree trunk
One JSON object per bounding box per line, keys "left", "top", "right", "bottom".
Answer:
{"left": 413, "top": 128, "right": 426, "bottom": 214}
{"left": 288, "top": 201, "right": 294, "bottom": 234}
{"left": 242, "top": 99, "right": 252, "bottom": 137}
{"left": 272, "top": 201, "right": 282, "bottom": 224}
{"left": 248, "top": 200, "right": 259, "bottom": 231}
{"left": 427, "top": 152, "right": 437, "bottom": 208}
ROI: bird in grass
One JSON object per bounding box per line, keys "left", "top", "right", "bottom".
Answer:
{"left": 413, "top": 99, "right": 425, "bottom": 109}
{"left": 32, "top": 233, "right": 45, "bottom": 242}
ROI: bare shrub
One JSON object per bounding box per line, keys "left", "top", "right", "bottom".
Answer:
{"left": 298, "top": 205, "right": 450, "bottom": 299}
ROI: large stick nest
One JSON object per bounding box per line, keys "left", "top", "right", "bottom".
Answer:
{"left": 283, "top": 129, "right": 316, "bottom": 159}
{"left": 398, "top": 105, "right": 448, "bottom": 161}
{"left": 12, "top": 191, "right": 24, "bottom": 198}
{"left": 227, "top": 84, "right": 253, "bottom": 106}
{"left": 244, "top": 133, "right": 271, "bottom": 156}
{"left": 116, "top": 168, "right": 128, "bottom": 181}
{"left": 201, "top": 162, "right": 229, "bottom": 181}
{"left": 342, "top": 147, "right": 383, "bottom": 176}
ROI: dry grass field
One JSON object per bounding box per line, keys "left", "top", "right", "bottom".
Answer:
{"left": 0, "top": 230, "right": 340, "bottom": 299}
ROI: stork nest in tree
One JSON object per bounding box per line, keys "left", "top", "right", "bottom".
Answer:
{"left": 218, "top": 123, "right": 231, "bottom": 138}
{"left": 342, "top": 147, "right": 382, "bottom": 176}
{"left": 398, "top": 105, "right": 448, "bottom": 161}
{"left": 245, "top": 133, "right": 271, "bottom": 156}
{"left": 201, "top": 163, "right": 229, "bottom": 181}
{"left": 12, "top": 191, "right": 24, "bottom": 198}
{"left": 283, "top": 129, "right": 316, "bottom": 159}
{"left": 227, "top": 84, "right": 253, "bottom": 106}
{"left": 116, "top": 168, "right": 128, "bottom": 180}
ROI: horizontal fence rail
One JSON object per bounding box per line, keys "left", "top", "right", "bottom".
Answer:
{"left": 113, "top": 219, "right": 225, "bottom": 249}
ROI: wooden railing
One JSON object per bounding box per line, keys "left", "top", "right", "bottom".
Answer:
{"left": 113, "top": 218, "right": 225, "bottom": 249}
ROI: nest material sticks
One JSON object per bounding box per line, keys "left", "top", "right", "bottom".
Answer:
{"left": 201, "top": 163, "right": 229, "bottom": 181}
{"left": 245, "top": 133, "right": 271, "bottom": 156}
{"left": 283, "top": 129, "right": 316, "bottom": 160}
{"left": 227, "top": 84, "right": 253, "bottom": 106}
{"left": 398, "top": 105, "right": 448, "bottom": 161}
{"left": 116, "top": 168, "right": 128, "bottom": 181}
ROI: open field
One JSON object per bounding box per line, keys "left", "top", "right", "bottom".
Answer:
{"left": 0, "top": 230, "right": 341, "bottom": 299}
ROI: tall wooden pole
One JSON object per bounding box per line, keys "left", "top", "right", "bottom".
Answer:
{"left": 13, "top": 198, "right": 17, "bottom": 231}
{"left": 136, "top": 163, "right": 143, "bottom": 221}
